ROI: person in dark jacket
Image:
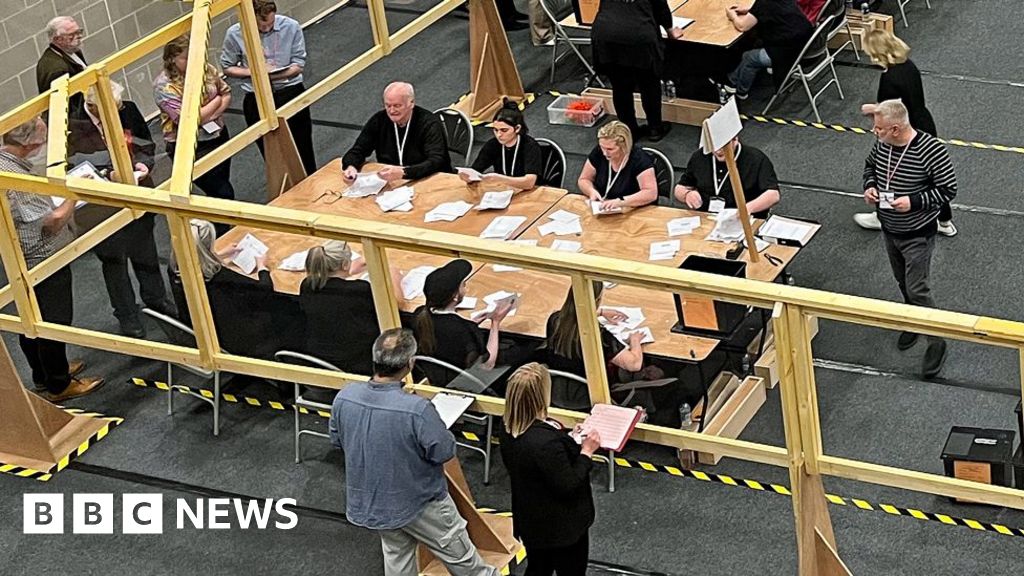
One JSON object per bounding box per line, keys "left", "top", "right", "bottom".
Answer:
{"left": 853, "top": 28, "right": 955, "bottom": 236}
{"left": 499, "top": 363, "right": 601, "bottom": 576}
{"left": 342, "top": 82, "right": 452, "bottom": 183}
{"left": 725, "top": 0, "right": 813, "bottom": 98}
{"left": 591, "top": 0, "right": 684, "bottom": 141}
{"left": 68, "top": 81, "right": 175, "bottom": 337}
{"left": 462, "top": 101, "right": 542, "bottom": 191}
{"left": 36, "top": 16, "right": 87, "bottom": 117}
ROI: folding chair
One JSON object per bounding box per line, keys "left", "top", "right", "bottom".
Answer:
{"left": 816, "top": 0, "right": 860, "bottom": 60}
{"left": 762, "top": 15, "right": 844, "bottom": 123}
{"left": 897, "top": 0, "right": 931, "bottom": 27}
{"left": 273, "top": 351, "right": 343, "bottom": 463}
{"left": 642, "top": 146, "right": 676, "bottom": 207}
{"left": 535, "top": 137, "right": 567, "bottom": 188}
{"left": 433, "top": 107, "right": 474, "bottom": 162}
{"left": 537, "top": 0, "right": 605, "bottom": 86}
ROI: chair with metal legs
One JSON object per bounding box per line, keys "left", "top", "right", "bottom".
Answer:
{"left": 274, "top": 351, "right": 343, "bottom": 463}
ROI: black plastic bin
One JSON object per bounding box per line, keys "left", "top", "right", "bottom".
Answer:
{"left": 671, "top": 256, "right": 748, "bottom": 338}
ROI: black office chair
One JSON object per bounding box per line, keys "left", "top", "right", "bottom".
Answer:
{"left": 535, "top": 137, "right": 567, "bottom": 188}
{"left": 433, "top": 107, "right": 474, "bottom": 164}
{"left": 642, "top": 146, "right": 676, "bottom": 207}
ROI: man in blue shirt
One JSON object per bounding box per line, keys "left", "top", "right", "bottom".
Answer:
{"left": 221, "top": 0, "right": 317, "bottom": 175}
{"left": 330, "top": 328, "right": 498, "bottom": 576}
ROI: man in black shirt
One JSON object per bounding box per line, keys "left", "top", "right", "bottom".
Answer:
{"left": 341, "top": 82, "right": 452, "bottom": 182}
{"left": 673, "top": 137, "right": 781, "bottom": 219}
{"left": 724, "top": 0, "right": 814, "bottom": 97}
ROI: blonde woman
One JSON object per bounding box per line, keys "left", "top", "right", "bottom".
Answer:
{"left": 298, "top": 241, "right": 379, "bottom": 375}
{"left": 154, "top": 35, "right": 235, "bottom": 203}
{"left": 577, "top": 121, "right": 658, "bottom": 212}
{"left": 855, "top": 29, "right": 954, "bottom": 236}
{"left": 498, "top": 363, "right": 600, "bottom": 576}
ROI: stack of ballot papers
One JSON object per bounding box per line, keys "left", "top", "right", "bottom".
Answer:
{"left": 231, "top": 234, "right": 269, "bottom": 274}
{"left": 456, "top": 167, "right": 483, "bottom": 182}
{"left": 343, "top": 173, "right": 387, "bottom": 197}
{"left": 473, "top": 290, "right": 519, "bottom": 320}
{"left": 667, "top": 216, "right": 701, "bottom": 236}
{"left": 475, "top": 190, "right": 514, "bottom": 210}
{"left": 600, "top": 306, "right": 656, "bottom": 345}
{"left": 277, "top": 249, "right": 309, "bottom": 271}
{"left": 479, "top": 215, "right": 526, "bottom": 240}
{"left": 425, "top": 201, "right": 474, "bottom": 222}
{"left": 706, "top": 209, "right": 746, "bottom": 242}
{"left": 400, "top": 266, "right": 435, "bottom": 300}
{"left": 551, "top": 239, "right": 582, "bottom": 252}
{"left": 648, "top": 240, "right": 681, "bottom": 261}
{"left": 590, "top": 200, "right": 623, "bottom": 215}
{"left": 376, "top": 186, "right": 414, "bottom": 212}
{"left": 538, "top": 209, "right": 583, "bottom": 236}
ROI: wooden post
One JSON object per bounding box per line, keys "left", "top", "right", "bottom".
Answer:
{"left": 236, "top": 0, "right": 278, "bottom": 131}
{"left": 93, "top": 69, "right": 136, "bottom": 186}
{"left": 720, "top": 139, "right": 759, "bottom": 263}
{"left": 168, "top": 0, "right": 215, "bottom": 197}
{"left": 363, "top": 238, "right": 403, "bottom": 332}
{"left": 166, "top": 214, "right": 220, "bottom": 369}
{"left": 569, "top": 273, "right": 611, "bottom": 405}
{"left": 45, "top": 76, "right": 69, "bottom": 182}
{"left": 452, "top": 0, "right": 526, "bottom": 122}
{"left": 367, "top": 0, "right": 392, "bottom": 55}
{"left": 0, "top": 191, "right": 42, "bottom": 337}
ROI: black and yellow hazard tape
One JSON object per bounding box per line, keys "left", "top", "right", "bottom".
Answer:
{"left": 545, "top": 90, "right": 1024, "bottom": 156}
{"left": 0, "top": 407, "right": 123, "bottom": 482}
{"left": 449, "top": 92, "right": 538, "bottom": 126}
{"left": 475, "top": 508, "right": 526, "bottom": 575}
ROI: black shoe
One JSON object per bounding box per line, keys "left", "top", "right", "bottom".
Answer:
{"left": 897, "top": 331, "right": 918, "bottom": 351}
{"left": 119, "top": 316, "right": 146, "bottom": 338}
{"left": 922, "top": 339, "right": 947, "bottom": 379}
{"left": 503, "top": 20, "right": 528, "bottom": 31}
{"left": 647, "top": 122, "right": 672, "bottom": 142}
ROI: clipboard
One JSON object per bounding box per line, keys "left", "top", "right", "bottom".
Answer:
{"left": 756, "top": 215, "right": 820, "bottom": 247}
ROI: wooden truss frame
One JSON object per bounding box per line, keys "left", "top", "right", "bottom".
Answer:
{"left": 2, "top": 0, "right": 1024, "bottom": 573}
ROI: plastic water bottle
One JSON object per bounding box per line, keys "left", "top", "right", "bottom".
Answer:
{"left": 661, "top": 80, "right": 667, "bottom": 99}
{"left": 665, "top": 80, "right": 676, "bottom": 100}
{"left": 860, "top": 1, "right": 870, "bottom": 15}
{"left": 679, "top": 403, "right": 692, "bottom": 429}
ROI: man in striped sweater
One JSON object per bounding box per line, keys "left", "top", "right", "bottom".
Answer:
{"left": 863, "top": 99, "right": 957, "bottom": 379}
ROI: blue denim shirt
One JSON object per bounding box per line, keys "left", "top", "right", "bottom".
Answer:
{"left": 329, "top": 380, "right": 455, "bottom": 530}
{"left": 220, "top": 15, "right": 306, "bottom": 92}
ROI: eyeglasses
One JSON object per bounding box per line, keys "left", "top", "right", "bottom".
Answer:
{"left": 314, "top": 189, "right": 344, "bottom": 204}
{"left": 63, "top": 30, "right": 85, "bottom": 39}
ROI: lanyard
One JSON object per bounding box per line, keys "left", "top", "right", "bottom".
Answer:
{"left": 710, "top": 143, "right": 741, "bottom": 198}
{"left": 501, "top": 137, "right": 520, "bottom": 176}
{"left": 393, "top": 121, "right": 410, "bottom": 165}
{"left": 604, "top": 156, "right": 626, "bottom": 200}
{"left": 884, "top": 142, "right": 910, "bottom": 190}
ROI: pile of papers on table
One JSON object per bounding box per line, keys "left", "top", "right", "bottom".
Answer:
{"left": 376, "top": 186, "right": 415, "bottom": 212}
{"left": 344, "top": 173, "right": 388, "bottom": 197}
{"left": 479, "top": 215, "right": 527, "bottom": 240}
{"left": 538, "top": 209, "right": 583, "bottom": 236}
{"left": 599, "top": 306, "right": 656, "bottom": 345}
{"left": 425, "top": 201, "right": 474, "bottom": 222}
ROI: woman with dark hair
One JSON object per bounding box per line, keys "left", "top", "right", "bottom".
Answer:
{"left": 461, "top": 101, "right": 542, "bottom": 190}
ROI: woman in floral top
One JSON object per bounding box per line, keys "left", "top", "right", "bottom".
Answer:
{"left": 154, "top": 34, "right": 236, "bottom": 203}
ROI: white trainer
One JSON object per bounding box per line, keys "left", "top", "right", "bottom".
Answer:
{"left": 853, "top": 212, "right": 882, "bottom": 230}
{"left": 937, "top": 220, "right": 958, "bottom": 237}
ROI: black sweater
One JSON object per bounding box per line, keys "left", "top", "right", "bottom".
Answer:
{"left": 341, "top": 106, "right": 453, "bottom": 180}
{"left": 207, "top": 268, "right": 304, "bottom": 360}
{"left": 298, "top": 277, "right": 379, "bottom": 375}
{"left": 877, "top": 59, "right": 937, "bottom": 137}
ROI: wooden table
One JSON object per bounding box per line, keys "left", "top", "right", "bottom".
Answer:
{"left": 559, "top": 0, "right": 752, "bottom": 47}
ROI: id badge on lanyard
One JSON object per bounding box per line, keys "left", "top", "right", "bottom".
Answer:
{"left": 710, "top": 157, "right": 728, "bottom": 213}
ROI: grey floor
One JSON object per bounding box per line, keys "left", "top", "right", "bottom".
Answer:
{"left": 3, "top": 0, "right": 1024, "bottom": 574}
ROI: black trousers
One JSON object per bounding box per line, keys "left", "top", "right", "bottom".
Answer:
{"left": 19, "top": 267, "right": 73, "bottom": 393}
{"left": 167, "top": 128, "right": 236, "bottom": 202}
{"left": 93, "top": 213, "right": 169, "bottom": 322}
{"left": 524, "top": 532, "right": 589, "bottom": 576}
{"left": 605, "top": 67, "right": 662, "bottom": 134}
{"left": 242, "top": 83, "right": 317, "bottom": 176}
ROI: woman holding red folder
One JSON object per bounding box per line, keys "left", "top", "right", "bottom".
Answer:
{"left": 499, "top": 363, "right": 601, "bottom": 576}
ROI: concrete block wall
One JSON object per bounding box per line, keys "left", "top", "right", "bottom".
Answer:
{"left": 0, "top": 0, "right": 345, "bottom": 118}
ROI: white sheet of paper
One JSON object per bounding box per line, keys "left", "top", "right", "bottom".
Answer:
{"left": 551, "top": 239, "right": 582, "bottom": 252}
{"left": 614, "top": 326, "right": 655, "bottom": 345}
{"left": 277, "top": 249, "right": 309, "bottom": 271}
{"left": 431, "top": 392, "right": 475, "bottom": 429}
{"left": 344, "top": 173, "right": 388, "bottom": 197}
{"left": 667, "top": 216, "right": 701, "bottom": 237}
{"left": 376, "top": 186, "right": 415, "bottom": 212}
{"left": 547, "top": 209, "right": 581, "bottom": 223}
{"left": 231, "top": 233, "right": 269, "bottom": 274}
{"left": 538, "top": 218, "right": 583, "bottom": 236}
{"left": 456, "top": 296, "right": 478, "bottom": 310}
{"left": 492, "top": 264, "right": 523, "bottom": 272}
{"left": 400, "top": 266, "right": 435, "bottom": 300}
{"left": 591, "top": 200, "right": 623, "bottom": 215}
{"left": 707, "top": 209, "right": 746, "bottom": 242}
{"left": 456, "top": 167, "right": 483, "bottom": 182}
{"left": 202, "top": 121, "right": 221, "bottom": 134}
{"left": 424, "top": 200, "right": 474, "bottom": 222}
{"left": 600, "top": 306, "right": 646, "bottom": 330}
{"left": 701, "top": 97, "right": 743, "bottom": 154}
{"left": 476, "top": 190, "right": 514, "bottom": 211}
{"left": 759, "top": 215, "right": 814, "bottom": 242}
{"left": 649, "top": 239, "right": 681, "bottom": 261}
{"left": 479, "top": 215, "right": 527, "bottom": 239}
{"left": 50, "top": 196, "right": 87, "bottom": 209}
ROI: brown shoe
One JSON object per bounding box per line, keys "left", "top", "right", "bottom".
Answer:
{"left": 69, "top": 359, "right": 85, "bottom": 377}
{"left": 43, "top": 377, "right": 105, "bottom": 402}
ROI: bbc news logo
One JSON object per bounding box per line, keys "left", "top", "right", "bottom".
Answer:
{"left": 23, "top": 494, "right": 298, "bottom": 534}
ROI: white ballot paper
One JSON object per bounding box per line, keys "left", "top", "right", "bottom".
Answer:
{"left": 538, "top": 218, "right": 583, "bottom": 236}
{"left": 649, "top": 239, "right": 681, "bottom": 261}
{"left": 425, "top": 201, "right": 474, "bottom": 222}
{"left": 591, "top": 200, "right": 623, "bottom": 215}
{"left": 344, "top": 173, "right": 387, "bottom": 197}
{"left": 551, "top": 239, "right": 582, "bottom": 253}
{"left": 667, "top": 216, "right": 701, "bottom": 237}
{"left": 376, "top": 186, "right": 415, "bottom": 212}
{"left": 277, "top": 249, "right": 309, "bottom": 271}
{"left": 707, "top": 209, "right": 746, "bottom": 242}
{"left": 548, "top": 209, "right": 581, "bottom": 223}
{"left": 599, "top": 306, "right": 646, "bottom": 331}
{"left": 431, "top": 392, "right": 475, "bottom": 429}
{"left": 231, "top": 233, "right": 269, "bottom": 274}
{"left": 202, "top": 121, "right": 221, "bottom": 135}
{"left": 473, "top": 291, "right": 520, "bottom": 320}
{"left": 456, "top": 167, "right": 483, "bottom": 182}
{"left": 456, "top": 296, "right": 478, "bottom": 310}
{"left": 476, "top": 190, "right": 514, "bottom": 211}
{"left": 479, "top": 215, "right": 527, "bottom": 240}
{"left": 613, "top": 326, "right": 655, "bottom": 345}
{"left": 400, "top": 266, "right": 435, "bottom": 300}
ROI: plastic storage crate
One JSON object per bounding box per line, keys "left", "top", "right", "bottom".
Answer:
{"left": 547, "top": 95, "right": 605, "bottom": 127}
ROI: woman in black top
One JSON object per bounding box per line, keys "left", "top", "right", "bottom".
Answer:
{"left": 412, "top": 259, "right": 515, "bottom": 389}
{"left": 577, "top": 121, "right": 658, "bottom": 211}
{"left": 499, "top": 363, "right": 601, "bottom": 576}
{"left": 591, "top": 0, "right": 683, "bottom": 141}
{"left": 461, "top": 101, "right": 543, "bottom": 190}
{"left": 298, "top": 241, "right": 380, "bottom": 375}
{"left": 856, "top": 28, "right": 955, "bottom": 235}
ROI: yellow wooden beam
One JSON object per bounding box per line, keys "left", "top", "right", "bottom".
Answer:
{"left": 168, "top": 0, "right": 215, "bottom": 197}
{"left": 26, "top": 208, "right": 135, "bottom": 287}
{"left": 236, "top": 0, "right": 279, "bottom": 131}
{"left": 92, "top": 69, "right": 135, "bottom": 186}
{"left": 570, "top": 272, "right": 610, "bottom": 405}
{"left": 166, "top": 214, "right": 221, "bottom": 369}
{"left": 0, "top": 189, "right": 42, "bottom": 337}
{"left": 388, "top": 0, "right": 464, "bottom": 50}
{"left": 367, "top": 0, "right": 392, "bottom": 54}
{"left": 45, "top": 75, "right": 69, "bottom": 182}
{"left": 363, "top": 239, "right": 403, "bottom": 331}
